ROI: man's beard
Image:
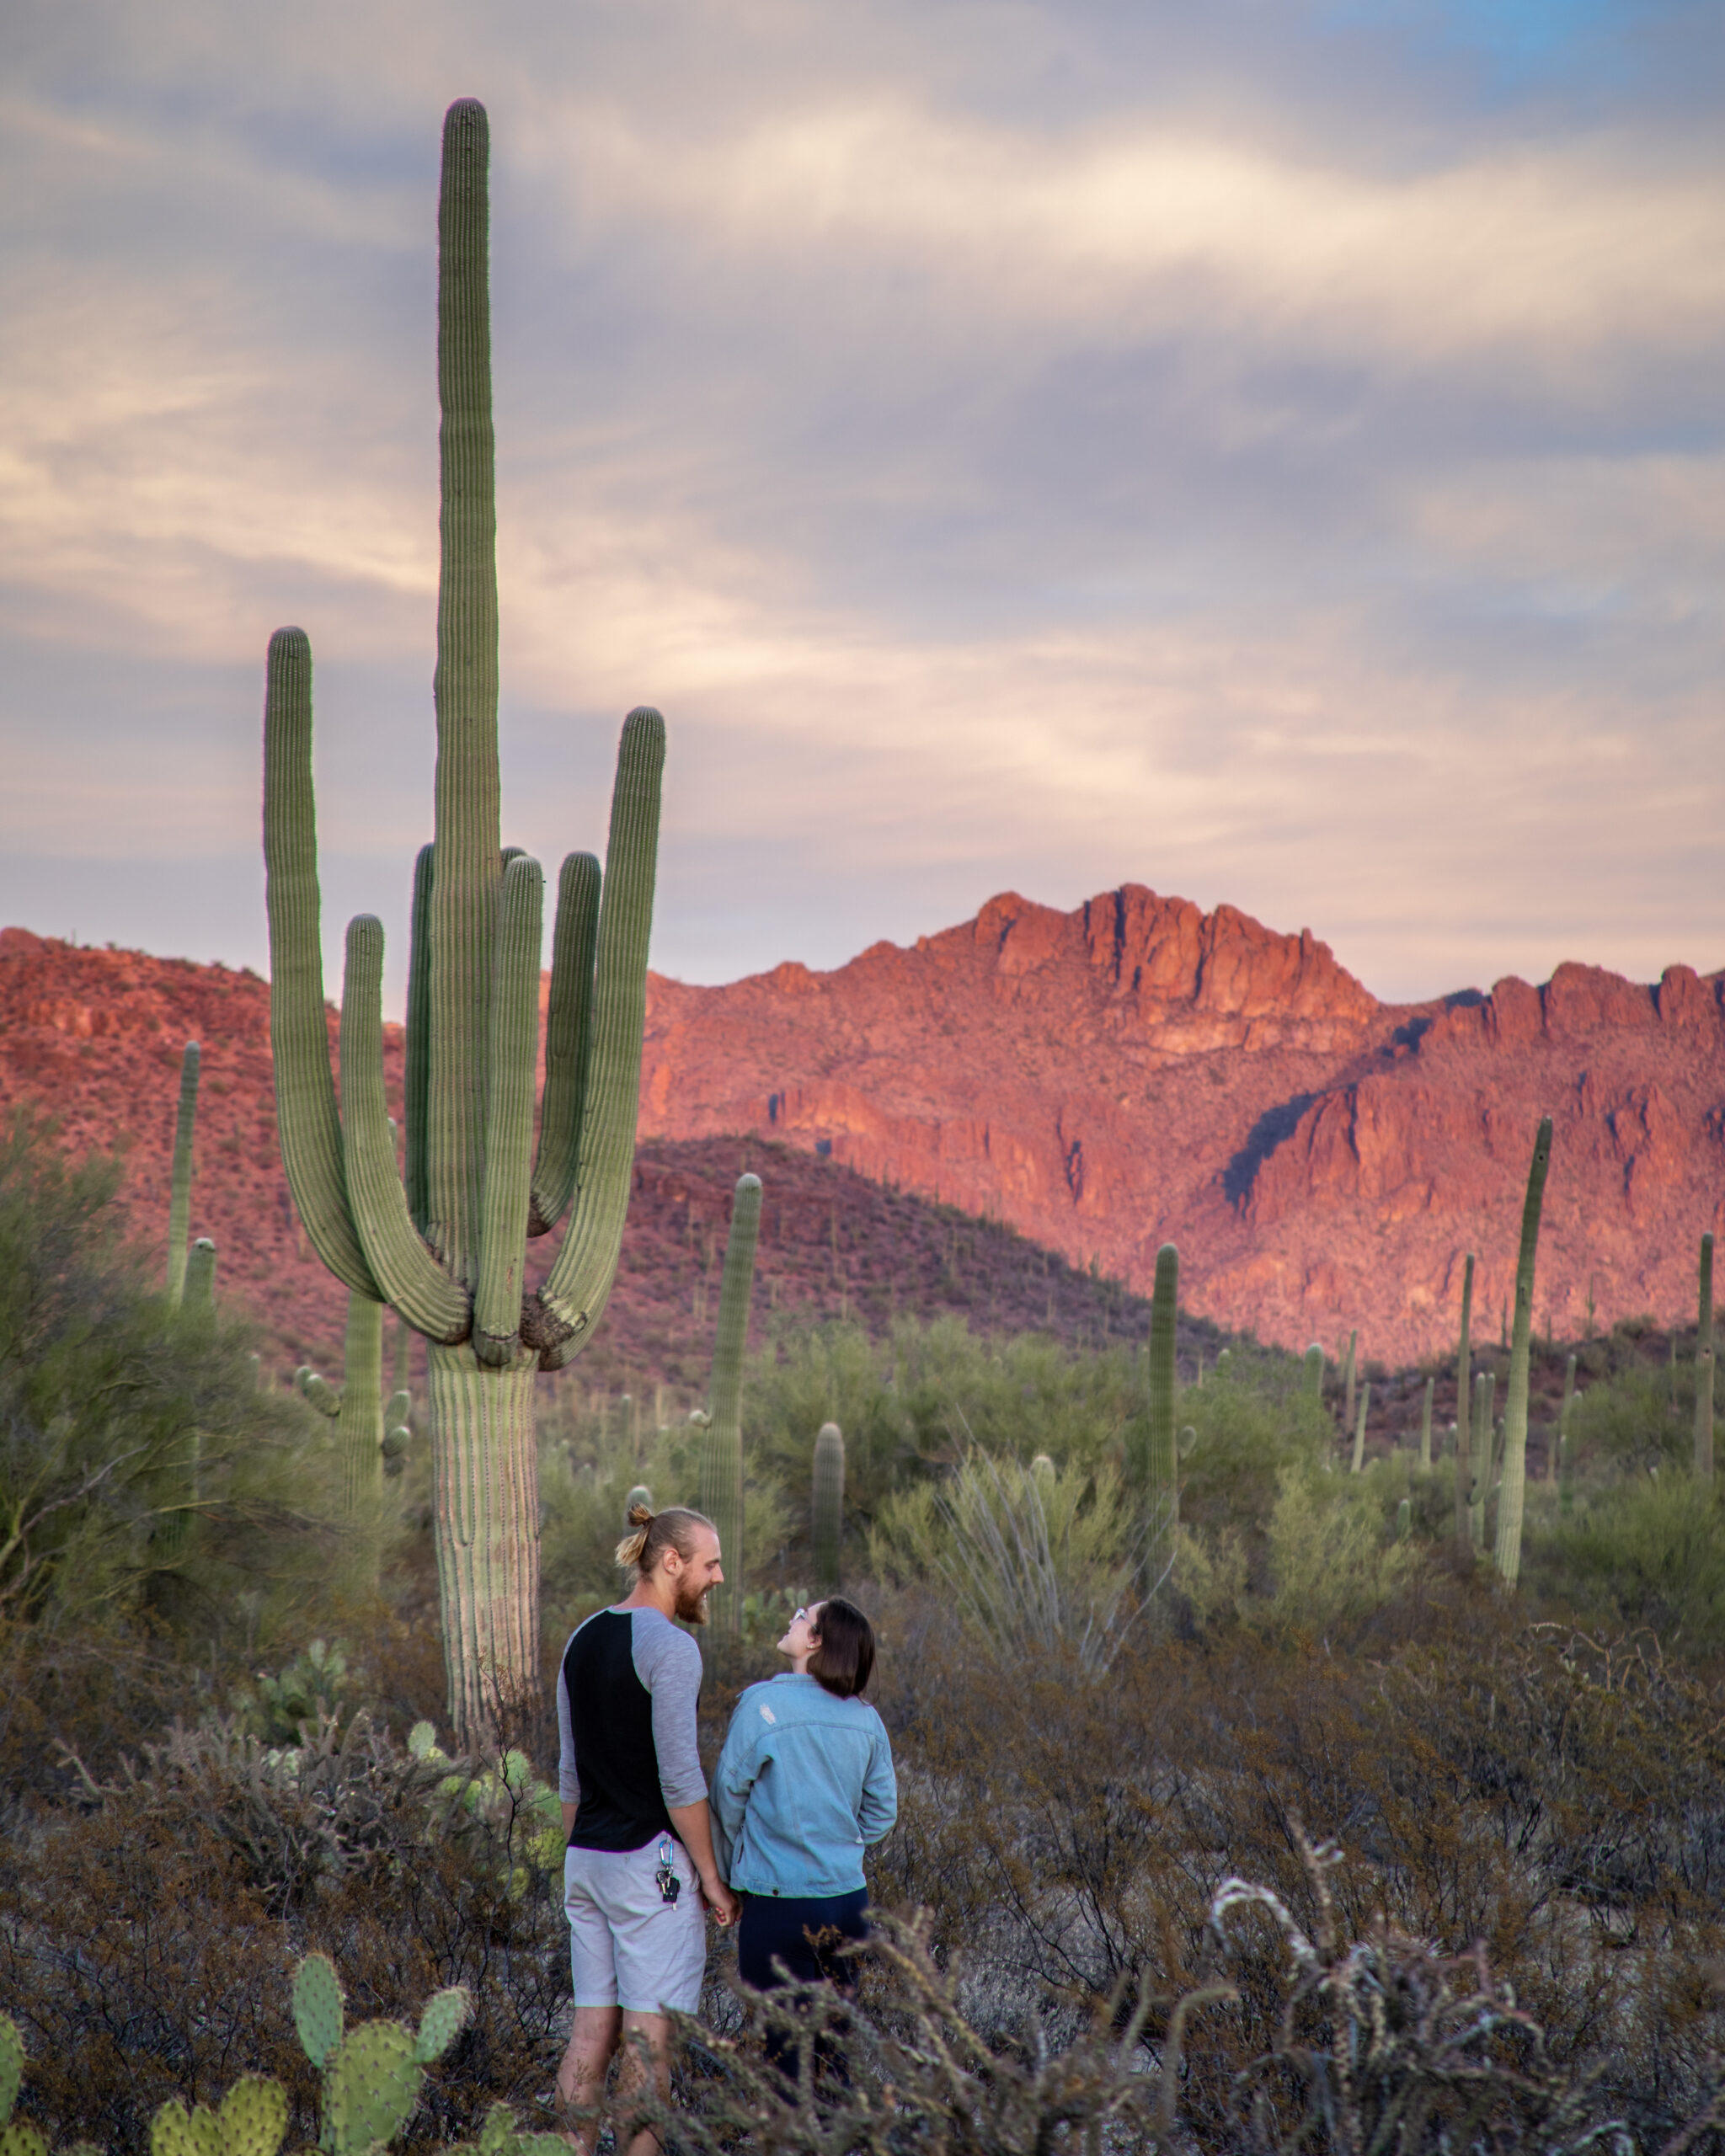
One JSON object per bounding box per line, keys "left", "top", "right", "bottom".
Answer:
{"left": 674, "top": 1578, "right": 711, "bottom": 1626}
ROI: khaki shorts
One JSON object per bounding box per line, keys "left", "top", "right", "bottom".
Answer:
{"left": 563, "top": 1834, "right": 706, "bottom": 2015}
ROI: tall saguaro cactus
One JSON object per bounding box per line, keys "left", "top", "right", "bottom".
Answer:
{"left": 1453, "top": 1253, "right": 1476, "bottom": 1554}
{"left": 261, "top": 102, "right": 663, "bottom": 1744}
{"left": 812, "top": 1422, "right": 846, "bottom": 1593}
{"left": 697, "top": 1175, "right": 762, "bottom": 1635}
{"left": 1302, "top": 1343, "right": 1324, "bottom": 1399}
{"left": 1494, "top": 1115, "right": 1554, "bottom": 1585}
{"left": 1141, "top": 1243, "right": 1179, "bottom": 1593}
{"left": 1696, "top": 1233, "right": 1716, "bottom": 1481}
{"left": 165, "top": 1041, "right": 200, "bottom": 1305}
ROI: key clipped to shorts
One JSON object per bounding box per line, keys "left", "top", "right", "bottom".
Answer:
{"left": 654, "top": 1834, "right": 681, "bottom": 1906}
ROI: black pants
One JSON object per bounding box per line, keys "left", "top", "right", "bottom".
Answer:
{"left": 737, "top": 1889, "right": 868, "bottom": 2082}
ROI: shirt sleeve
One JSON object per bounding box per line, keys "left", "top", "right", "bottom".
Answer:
{"left": 556, "top": 1633, "right": 580, "bottom": 1806}
{"left": 712, "top": 1696, "right": 764, "bottom": 1876}
{"left": 858, "top": 1716, "right": 898, "bottom": 1847}
{"left": 632, "top": 1613, "right": 708, "bottom": 1809}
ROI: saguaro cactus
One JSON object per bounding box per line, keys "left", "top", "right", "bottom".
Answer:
{"left": 812, "top": 1421, "right": 845, "bottom": 1593}
{"left": 165, "top": 1040, "right": 200, "bottom": 1305}
{"left": 1350, "top": 1384, "right": 1370, "bottom": 1473}
{"left": 1453, "top": 1253, "right": 1476, "bottom": 1553}
{"left": 1419, "top": 1374, "right": 1434, "bottom": 1469}
{"left": 1141, "top": 1243, "right": 1179, "bottom": 1592}
{"left": 1494, "top": 1116, "right": 1554, "bottom": 1586}
{"left": 697, "top": 1175, "right": 762, "bottom": 1633}
{"left": 1696, "top": 1233, "right": 1716, "bottom": 1481}
{"left": 1302, "top": 1343, "right": 1324, "bottom": 1399}
{"left": 261, "top": 103, "right": 663, "bottom": 1743}
{"left": 184, "top": 1237, "right": 217, "bottom": 1311}
{"left": 1341, "top": 1329, "right": 1358, "bottom": 1436}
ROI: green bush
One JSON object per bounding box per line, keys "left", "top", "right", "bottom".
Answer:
{"left": 1532, "top": 1467, "right": 1725, "bottom": 1651}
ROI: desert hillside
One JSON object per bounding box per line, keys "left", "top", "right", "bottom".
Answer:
{"left": 640, "top": 885, "right": 1725, "bottom": 1360}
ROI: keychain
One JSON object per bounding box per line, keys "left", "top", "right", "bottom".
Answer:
{"left": 654, "top": 1834, "right": 681, "bottom": 1906}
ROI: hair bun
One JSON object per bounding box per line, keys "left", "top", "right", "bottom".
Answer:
{"left": 626, "top": 1500, "right": 654, "bottom": 1529}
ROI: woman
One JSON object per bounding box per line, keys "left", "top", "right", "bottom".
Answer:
{"left": 713, "top": 1597, "right": 897, "bottom": 1999}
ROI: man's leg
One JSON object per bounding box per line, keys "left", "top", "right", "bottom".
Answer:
{"left": 556, "top": 2004, "right": 620, "bottom": 2155}
{"left": 615, "top": 2010, "right": 672, "bottom": 2156}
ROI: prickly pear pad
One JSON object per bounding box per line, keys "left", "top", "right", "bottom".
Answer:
{"left": 151, "top": 2099, "right": 221, "bottom": 2156}
{"left": 413, "top": 1987, "right": 472, "bottom": 2066}
{"left": 219, "top": 2079, "right": 289, "bottom": 2156}
{"left": 0, "top": 2120, "right": 48, "bottom": 2156}
{"left": 292, "top": 1956, "right": 344, "bottom": 2070}
{"left": 0, "top": 2019, "right": 20, "bottom": 2128}
{"left": 324, "top": 2023, "right": 419, "bottom": 2156}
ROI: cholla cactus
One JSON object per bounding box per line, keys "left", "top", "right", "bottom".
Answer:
{"left": 165, "top": 1040, "right": 200, "bottom": 1307}
{"left": 260, "top": 103, "right": 662, "bottom": 1742}
{"left": 696, "top": 1175, "right": 762, "bottom": 1633}
{"left": 813, "top": 1422, "right": 845, "bottom": 1592}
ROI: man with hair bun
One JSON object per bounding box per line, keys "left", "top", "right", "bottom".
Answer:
{"left": 554, "top": 1502, "right": 739, "bottom": 2153}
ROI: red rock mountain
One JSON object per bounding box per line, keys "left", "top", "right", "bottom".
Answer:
{"left": 640, "top": 886, "right": 1725, "bottom": 1361}
{"left": 3, "top": 883, "right": 1721, "bottom": 1370}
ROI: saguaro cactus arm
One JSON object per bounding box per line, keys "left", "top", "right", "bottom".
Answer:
{"left": 529, "top": 851, "right": 601, "bottom": 1236}
{"left": 531, "top": 711, "right": 665, "bottom": 1367}
{"left": 1495, "top": 1114, "right": 1554, "bottom": 1586}
{"left": 404, "top": 843, "right": 434, "bottom": 1235}
{"left": 165, "top": 1039, "right": 200, "bottom": 1305}
{"left": 339, "top": 917, "right": 470, "bottom": 1342}
{"left": 264, "top": 629, "right": 381, "bottom": 1300}
{"left": 473, "top": 856, "right": 545, "bottom": 1364}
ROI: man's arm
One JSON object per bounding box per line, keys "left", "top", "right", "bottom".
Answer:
{"left": 668, "top": 1799, "right": 737, "bottom": 1924}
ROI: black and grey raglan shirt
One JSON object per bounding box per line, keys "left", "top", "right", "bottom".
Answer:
{"left": 557, "top": 1606, "right": 708, "bottom": 1852}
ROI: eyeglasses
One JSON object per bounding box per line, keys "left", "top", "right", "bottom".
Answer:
{"left": 789, "top": 1606, "right": 817, "bottom": 1628}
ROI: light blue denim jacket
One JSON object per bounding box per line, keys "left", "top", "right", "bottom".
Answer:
{"left": 713, "top": 1673, "right": 898, "bottom": 1897}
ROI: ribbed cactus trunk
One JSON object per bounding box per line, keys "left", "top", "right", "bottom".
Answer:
{"left": 1551, "top": 1352, "right": 1577, "bottom": 1484}
{"left": 1696, "top": 1234, "right": 1715, "bottom": 1481}
{"left": 1493, "top": 1116, "right": 1553, "bottom": 1585}
{"left": 1471, "top": 1371, "right": 1493, "bottom": 1550}
{"left": 261, "top": 102, "right": 662, "bottom": 1747}
{"left": 1419, "top": 1374, "right": 1434, "bottom": 1469}
{"left": 1454, "top": 1254, "right": 1476, "bottom": 1553}
{"left": 1350, "top": 1384, "right": 1370, "bottom": 1473}
{"left": 165, "top": 1041, "right": 200, "bottom": 1306}
{"left": 1341, "top": 1329, "right": 1357, "bottom": 1438}
{"left": 697, "top": 1176, "right": 761, "bottom": 1634}
{"left": 1142, "top": 1244, "right": 1179, "bottom": 1593}
{"left": 812, "top": 1422, "right": 845, "bottom": 1593}
{"left": 1302, "top": 1343, "right": 1324, "bottom": 1400}
{"left": 184, "top": 1237, "right": 216, "bottom": 1310}
{"left": 339, "top": 1294, "right": 386, "bottom": 1526}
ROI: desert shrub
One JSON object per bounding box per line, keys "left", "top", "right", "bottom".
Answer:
{"left": 1530, "top": 1470, "right": 1725, "bottom": 1652}
{"left": 868, "top": 1450, "right": 1140, "bottom": 1673}
{"left": 0, "top": 1112, "right": 329, "bottom": 1642}
{"left": 1569, "top": 1360, "right": 1689, "bottom": 1476}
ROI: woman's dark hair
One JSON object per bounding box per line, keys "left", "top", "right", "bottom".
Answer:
{"left": 808, "top": 1597, "right": 875, "bottom": 1699}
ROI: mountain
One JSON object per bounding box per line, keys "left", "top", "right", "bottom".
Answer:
{"left": 0, "top": 926, "right": 1158, "bottom": 1396}
{"left": 5, "top": 882, "right": 1721, "bottom": 1372}
{"left": 640, "top": 886, "right": 1725, "bottom": 1362}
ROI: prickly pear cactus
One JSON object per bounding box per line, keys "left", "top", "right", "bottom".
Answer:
{"left": 152, "top": 2080, "right": 286, "bottom": 2156}
{"left": 293, "top": 1953, "right": 344, "bottom": 2069}
{"left": 325, "top": 2023, "right": 420, "bottom": 2156}
{"left": 0, "top": 2018, "right": 21, "bottom": 2130}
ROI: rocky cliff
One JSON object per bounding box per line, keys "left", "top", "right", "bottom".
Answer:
{"left": 640, "top": 886, "right": 1725, "bottom": 1361}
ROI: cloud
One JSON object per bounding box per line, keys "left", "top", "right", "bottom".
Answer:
{"left": 0, "top": 0, "right": 1721, "bottom": 1010}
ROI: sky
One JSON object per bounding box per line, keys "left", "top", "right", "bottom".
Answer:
{"left": 2, "top": 0, "right": 1721, "bottom": 1011}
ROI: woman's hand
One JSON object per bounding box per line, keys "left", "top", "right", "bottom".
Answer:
{"left": 701, "top": 1874, "right": 740, "bottom": 1926}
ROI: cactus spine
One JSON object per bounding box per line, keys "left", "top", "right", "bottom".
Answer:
{"left": 1350, "top": 1383, "right": 1370, "bottom": 1473}
{"left": 165, "top": 1040, "right": 200, "bottom": 1305}
{"left": 1302, "top": 1342, "right": 1324, "bottom": 1399}
{"left": 812, "top": 1421, "right": 845, "bottom": 1593}
{"left": 1493, "top": 1116, "right": 1553, "bottom": 1585}
{"left": 1696, "top": 1233, "right": 1716, "bottom": 1480}
{"left": 261, "top": 104, "right": 662, "bottom": 1743}
{"left": 1141, "top": 1243, "right": 1179, "bottom": 1593}
{"left": 1453, "top": 1253, "right": 1476, "bottom": 1553}
{"left": 697, "top": 1175, "right": 761, "bottom": 1634}
{"left": 1419, "top": 1374, "right": 1434, "bottom": 1469}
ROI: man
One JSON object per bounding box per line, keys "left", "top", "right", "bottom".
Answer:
{"left": 554, "top": 1503, "right": 740, "bottom": 2156}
